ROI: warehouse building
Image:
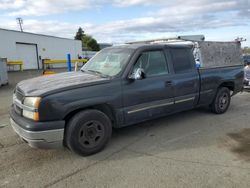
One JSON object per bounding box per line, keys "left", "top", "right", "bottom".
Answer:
{"left": 0, "top": 28, "right": 82, "bottom": 70}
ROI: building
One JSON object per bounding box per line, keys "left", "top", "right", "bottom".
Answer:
{"left": 0, "top": 28, "right": 82, "bottom": 70}
{"left": 82, "top": 43, "right": 113, "bottom": 59}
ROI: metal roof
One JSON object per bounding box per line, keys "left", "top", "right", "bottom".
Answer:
{"left": 106, "top": 43, "right": 193, "bottom": 50}
{"left": 0, "top": 28, "right": 77, "bottom": 41}
{"left": 126, "top": 35, "right": 205, "bottom": 44}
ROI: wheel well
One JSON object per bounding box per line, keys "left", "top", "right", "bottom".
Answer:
{"left": 64, "top": 104, "right": 116, "bottom": 126}
{"left": 219, "top": 81, "right": 235, "bottom": 92}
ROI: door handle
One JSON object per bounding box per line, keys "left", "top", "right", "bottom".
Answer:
{"left": 165, "top": 81, "right": 172, "bottom": 87}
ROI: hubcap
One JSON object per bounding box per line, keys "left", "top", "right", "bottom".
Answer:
{"left": 78, "top": 120, "right": 105, "bottom": 148}
{"left": 219, "top": 93, "right": 229, "bottom": 110}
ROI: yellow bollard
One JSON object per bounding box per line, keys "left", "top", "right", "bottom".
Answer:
{"left": 75, "top": 62, "right": 79, "bottom": 72}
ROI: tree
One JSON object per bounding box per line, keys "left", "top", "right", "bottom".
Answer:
{"left": 74, "top": 28, "right": 100, "bottom": 51}
{"left": 74, "top": 27, "right": 85, "bottom": 40}
{"left": 82, "top": 35, "right": 100, "bottom": 51}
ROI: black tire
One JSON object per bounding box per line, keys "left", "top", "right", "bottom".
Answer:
{"left": 211, "top": 87, "right": 231, "bottom": 114}
{"left": 65, "top": 109, "right": 112, "bottom": 156}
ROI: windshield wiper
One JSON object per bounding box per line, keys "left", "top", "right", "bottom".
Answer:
{"left": 86, "top": 69, "right": 110, "bottom": 78}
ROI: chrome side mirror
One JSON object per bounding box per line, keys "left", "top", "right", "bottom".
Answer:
{"left": 129, "top": 68, "right": 145, "bottom": 80}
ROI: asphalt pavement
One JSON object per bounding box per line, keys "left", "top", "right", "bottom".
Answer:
{"left": 1, "top": 71, "right": 250, "bottom": 188}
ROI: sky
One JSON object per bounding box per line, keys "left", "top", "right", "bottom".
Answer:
{"left": 0, "top": 0, "right": 249, "bottom": 46}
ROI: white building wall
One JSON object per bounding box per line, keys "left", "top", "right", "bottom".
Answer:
{"left": 0, "top": 29, "right": 82, "bottom": 70}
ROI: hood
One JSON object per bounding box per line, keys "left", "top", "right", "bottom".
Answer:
{"left": 17, "top": 72, "right": 109, "bottom": 96}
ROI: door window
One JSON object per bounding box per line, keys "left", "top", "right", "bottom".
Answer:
{"left": 170, "top": 49, "right": 193, "bottom": 73}
{"left": 134, "top": 50, "right": 168, "bottom": 76}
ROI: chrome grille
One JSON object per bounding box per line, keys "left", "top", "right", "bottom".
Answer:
{"left": 14, "top": 104, "right": 22, "bottom": 115}
{"left": 15, "top": 90, "right": 24, "bottom": 102}
{"left": 14, "top": 87, "right": 24, "bottom": 115}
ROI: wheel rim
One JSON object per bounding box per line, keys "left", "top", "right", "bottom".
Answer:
{"left": 78, "top": 120, "right": 105, "bottom": 148}
{"left": 218, "top": 92, "right": 229, "bottom": 110}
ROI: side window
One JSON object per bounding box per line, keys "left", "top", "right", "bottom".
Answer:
{"left": 134, "top": 50, "right": 168, "bottom": 76}
{"left": 171, "top": 49, "right": 193, "bottom": 73}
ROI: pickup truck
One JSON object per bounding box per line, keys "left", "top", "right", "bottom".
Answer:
{"left": 10, "top": 42, "right": 244, "bottom": 156}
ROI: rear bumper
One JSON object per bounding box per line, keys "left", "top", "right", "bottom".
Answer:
{"left": 10, "top": 108, "right": 65, "bottom": 149}
{"left": 244, "top": 80, "right": 250, "bottom": 91}
{"left": 244, "top": 85, "right": 250, "bottom": 91}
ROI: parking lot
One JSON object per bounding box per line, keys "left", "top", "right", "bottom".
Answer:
{"left": 1, "top": 71, "right": 250, "bottom": 188}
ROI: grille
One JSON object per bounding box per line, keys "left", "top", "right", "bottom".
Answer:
{"left": 14, "top": 104, "right": 22, "bottom": 115}
{"left": 15, "top": 90, "right": 24, "bottom": 102}
{"left": 14, "top": 87, "right": 24, "bottom": 115}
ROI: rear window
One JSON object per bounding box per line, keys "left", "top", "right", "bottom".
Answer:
{"left": 170, "top": 48, "right": 193, "bottom": 73}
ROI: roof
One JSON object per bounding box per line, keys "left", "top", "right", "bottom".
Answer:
{"left": 0, "top": 28, "right": 76, "bottom": 41}
{"left": 107, "top": 43, "right": 193, "bottom": 50}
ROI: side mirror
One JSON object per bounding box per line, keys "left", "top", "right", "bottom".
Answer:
{"left": 129, "top": 68, "right": 145, "bottom": 80}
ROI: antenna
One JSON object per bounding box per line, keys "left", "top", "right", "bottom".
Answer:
{"left": 16, "top": 17, "right": 23, "bottom": 32}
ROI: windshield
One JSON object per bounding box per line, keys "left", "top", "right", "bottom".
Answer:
{"left": 81, "top": 48, "right": 133, "bottom": 77}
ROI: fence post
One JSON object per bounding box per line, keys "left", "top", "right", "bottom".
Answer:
{"left": 67, "top": 54, "right": 71, "bottom": 72}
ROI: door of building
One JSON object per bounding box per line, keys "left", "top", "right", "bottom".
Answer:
{"left": 16, "top": 43, "right": 38, "bottom": 70}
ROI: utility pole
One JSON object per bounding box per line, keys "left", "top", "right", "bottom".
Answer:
{"left": 16, "top": 17, "right": 23, "bottom": 32}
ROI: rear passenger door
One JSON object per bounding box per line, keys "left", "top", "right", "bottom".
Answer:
{"left": 168, "top": 47, "right": 200, "bottom": 111}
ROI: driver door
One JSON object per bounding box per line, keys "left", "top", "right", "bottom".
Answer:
{"left": 122, "top": 49, "right": 174, "bottom": 126}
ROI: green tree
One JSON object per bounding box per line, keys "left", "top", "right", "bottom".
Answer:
{"left": 74, "top": 27, "right": 85, "bottom": 40}
{"left": 74, "top": 28, "right": 100, "bottom": 51}
{"left": 82, "top": 35, "right": 100, "bottom": 51}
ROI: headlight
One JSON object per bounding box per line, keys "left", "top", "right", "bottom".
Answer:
{"left": 23, "top": 97, "right": 41, "bottom": 121}
{"left": 23, "top": 97, "right": 41, "bottom": 108}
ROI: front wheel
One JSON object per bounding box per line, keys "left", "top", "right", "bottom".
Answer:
{"left": 211, "top": 87, "right": 231, "bottom": 114}
{"left": 65, "top": 110, "right": 112, "bottom": 156}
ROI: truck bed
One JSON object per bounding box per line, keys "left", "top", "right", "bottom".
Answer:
{"left": 197, "top": 65, "right": 244, "bottom": 106}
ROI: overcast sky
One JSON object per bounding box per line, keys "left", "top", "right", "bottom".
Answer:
{"left": 0, "top": 0, "right": 249, "bottom": 46}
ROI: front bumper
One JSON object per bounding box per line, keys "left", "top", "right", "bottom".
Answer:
{"left": 10, "top": 109, "right": 65, "bottom": 149}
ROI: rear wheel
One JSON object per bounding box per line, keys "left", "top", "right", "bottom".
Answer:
{"left": 65, "top": 110, "right": 112, "bottom": 156}
{"left": 211, "top": 87, "right": 231, "bottom": 114}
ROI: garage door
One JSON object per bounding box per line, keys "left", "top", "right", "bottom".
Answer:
{"left": 16, "top": 43, "right": 38, "bottom": 70}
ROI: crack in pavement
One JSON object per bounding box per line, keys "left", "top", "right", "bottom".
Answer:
{"left": 0, "top": 124, "right": 8, "bottom": 129}
{"left": 44, "top": 126, "right": 150, "bottom": 187}
{"left": 0, "top": 142, "right": 25, "bottom": 149}
{"left": 125, "top": 148, "right": 250, "bottom": 171}
{"left": 0, "top": 136, "right": 26, "bottom": 150}
{"left": 0, "top": 147, "right": 34, "bottom": 171}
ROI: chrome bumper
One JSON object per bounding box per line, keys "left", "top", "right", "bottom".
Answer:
{"left": 10, "top": 118, "right": 64, "bottom": 149}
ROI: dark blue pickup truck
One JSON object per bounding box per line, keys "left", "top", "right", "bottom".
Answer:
{"left": 10, "top": 42, "right": 244, "bottom": 156}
